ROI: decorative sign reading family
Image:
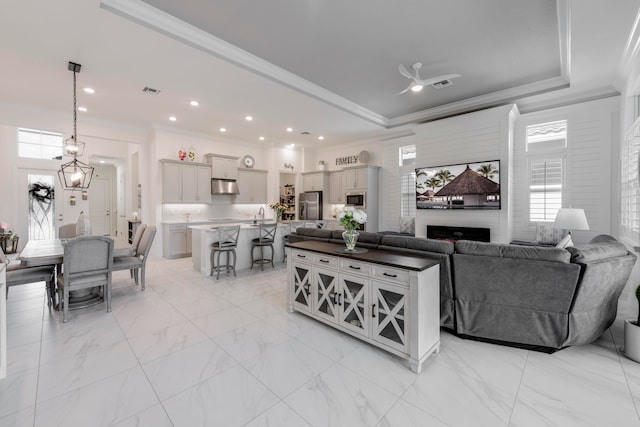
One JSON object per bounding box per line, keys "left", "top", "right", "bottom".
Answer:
{"left": 335, "top": 150, "right": 370, "bottom": 166}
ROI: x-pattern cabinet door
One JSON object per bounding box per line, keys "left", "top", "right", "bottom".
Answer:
{"left": 291, "top": 262, "right": 312, "bottom": 312}
{"left": 339, "top": 273, "right": 369, "bottom": 338}
{"left": 371, "top": 281, "right": 408, "bottom": 353}
{"left": 313, "top": 267, "right": 339, "bottom": 324}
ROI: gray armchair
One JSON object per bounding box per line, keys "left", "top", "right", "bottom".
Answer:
{"left": 57, "top": 236, "right": 114, "bottom": 323}
{"left": 111, "top": 226, "right": 156, "bottom": 290}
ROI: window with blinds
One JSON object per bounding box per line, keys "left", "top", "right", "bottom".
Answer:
{"left": 18, "top": 128, "right": 63, "bottom": 160}
{"left": 621, "top": 130, "right": 640, "bottom": 242}
{"left": 400, "top": 171, "right": 416, "bottom": 217}
{"left": 529, "top": 159, "right": 563, "bottom": 222}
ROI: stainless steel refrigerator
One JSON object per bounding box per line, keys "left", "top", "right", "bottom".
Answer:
{"left": 299, "top": 191, "right": 322, "bottom": 220}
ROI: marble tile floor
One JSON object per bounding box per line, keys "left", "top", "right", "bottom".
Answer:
{"left": 2, "top": 256, "right": 640, "bottom": 427}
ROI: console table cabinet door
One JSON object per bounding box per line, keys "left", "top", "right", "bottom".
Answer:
{"left": 371, "top": 281, "right": 409, "bottom": 354}
{"left": 313, "top": 266, "right": 340, "bottom": 324}
{"left": 291, "top": 260, "right": 312, "bottom": 312}
{"left": 339, "top": 273, "right": 369, "bottom": 338}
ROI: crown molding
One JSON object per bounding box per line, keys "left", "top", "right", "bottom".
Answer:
{"left": 100, "top": 0, "right": 388, "bottom": 127}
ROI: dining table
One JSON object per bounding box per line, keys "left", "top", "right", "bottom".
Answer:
{"left": 19, "top": 237, "right": 135, "bottom": 310}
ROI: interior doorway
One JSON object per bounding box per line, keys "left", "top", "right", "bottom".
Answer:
{"left": 89, "top": 177, "right": 112, "bottom": 235}
{"left": 279, "top": 171, "right": 297, "bottom": 221}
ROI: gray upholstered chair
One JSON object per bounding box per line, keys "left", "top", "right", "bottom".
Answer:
{"left": 130, "top": 223, "right": 147, "bottom": 253}
{"left": 111, "top": 226, "right": 156, "bottom": 290}
{"left": 57, "top": 236, "right": 114, "bottom": 323}
{"left": 251, "top": 223, "right": 277, "bottom": 270}
{"left": 58, "top": 223, "right": 77, "bottom": 239}
{"left": 210, "top": 225, "right": 240, "bottom": 279}
{"left": 1, "top": 246, "right": 56, "bottom": 306}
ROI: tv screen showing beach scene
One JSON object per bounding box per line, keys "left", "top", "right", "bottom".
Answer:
{"left": 415, "top": 160, "right": 500, "bottom": 210}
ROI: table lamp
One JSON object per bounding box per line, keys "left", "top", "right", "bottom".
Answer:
{"left": 554, "top": 208, "right": 590, "bottom": 235}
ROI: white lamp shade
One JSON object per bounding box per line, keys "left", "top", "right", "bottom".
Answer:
{"left": 554, "top": 208, "right": 590, "bottom": 231}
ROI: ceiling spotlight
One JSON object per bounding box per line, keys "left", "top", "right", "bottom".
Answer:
{"left": 78, "top": 107, "right": 87, "bottom": 112}
{"left": 245, "top": 115, "right": 253, "bottom": 121}
{"left": 169, "top": 116, "right": 177, "bottom": 121}
{"left": 190, "top": 100, "right": 199, "bottom": 107}
{"left": 99, "top": 160, "right": 105, "bottom": 164}
{"left": 411, "top": 84, "right": 424, "bottom": 92}
{"left": 83, "top": 87, "right": 95, "bottom": 94}
{"left": 288, "top": 143, "right": 295, "bottom": 148}
{"left": 318, "top": 136, "right": 325, "bottom": 140}
{"left": 219, "top": 127, "right": 227, "bottom": 132}
{"left": 259, "top": 136, "right": 265, "bottom": 141}
{"left": 286, "top": 127, "right": 293, "bottom": 132}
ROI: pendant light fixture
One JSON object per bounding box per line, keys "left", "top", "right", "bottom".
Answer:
{"left": 58, "top": 61, "right": 94, "bottom": 191}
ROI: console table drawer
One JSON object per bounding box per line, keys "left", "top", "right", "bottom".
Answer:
{"left": 372, "top": 266, "right": 409, "bottom": 285}
{"left": 315, "top": 254, "right": 338, "bottom": 268}
{"left": 340, "top": 259, "right": 371, "bottom": 276}
{"left": 291, "top": 250, "right": 313, "bottom": 262}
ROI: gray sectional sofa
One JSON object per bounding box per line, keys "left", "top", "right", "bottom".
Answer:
{"left": 287, "top": 228, "right": 636, "bottom": 351}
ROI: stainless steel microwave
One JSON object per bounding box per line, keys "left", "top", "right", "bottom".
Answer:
{"left": 345, "top": 192, "right": 366, "bottom": 208}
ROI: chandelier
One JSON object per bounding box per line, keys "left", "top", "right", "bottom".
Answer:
{"left": 57, "top": 61, "right": 94, "bottom": 191}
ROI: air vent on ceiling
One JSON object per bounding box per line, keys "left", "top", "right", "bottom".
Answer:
{"left": 142, "top": 86, "right": 161, "bottom": 94}
{"left": 432, "top": 80, "right": 453, "bottom": 89}
{"left": 300, "top": 131, "right": 311, "bottom": 135}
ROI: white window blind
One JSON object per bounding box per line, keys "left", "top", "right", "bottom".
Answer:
{"left": 18, "top": 128, "right": 63, "bottom": 160}
{"left": 400, "top": 171, "right": 416, "bottom": 217}
{"left": 529, "top": 159, "right": 563, "bottom": 222}
{"left": 621, "top": 130, "right": 640, "bottom": 241}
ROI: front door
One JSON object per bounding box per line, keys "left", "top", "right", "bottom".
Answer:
{"left": 89, "top": 177, "right": 112, "bottom": 236}
{"left": 17, "top": 168, "right": 65, "bottom": 243}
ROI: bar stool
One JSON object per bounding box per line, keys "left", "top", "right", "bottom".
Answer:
{"left": 210, "top": 225, "right": 240, "bottom": 279}
{"left": 251, "top": 223, "right": 277, "bottom": 270}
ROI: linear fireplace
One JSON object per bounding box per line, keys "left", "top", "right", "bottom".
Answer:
{"left": 427, "top": 225, "right": 490, "bottom": 242}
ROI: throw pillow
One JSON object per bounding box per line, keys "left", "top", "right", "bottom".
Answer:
{"left": 535, "top": 223, "right": 566, "bottom": 245}
{"left": 399, "top": 217, "right": 415, "bottom": 234}
{"left": 555, "top": 234, "right": 573, "bottom": 249}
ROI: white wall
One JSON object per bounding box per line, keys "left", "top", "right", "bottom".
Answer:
{"left": 512, "top": 97, "right": 619, "bottom": 244}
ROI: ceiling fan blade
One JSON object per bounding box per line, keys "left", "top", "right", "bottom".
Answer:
{"left": 396, "top": 83, "right": 413, "bottom": 95}
{"left": 417, "top": 74, "right": 462, "bottom": 87}
{"left": 398, "top": 64, "right": 413, "bottom": 80}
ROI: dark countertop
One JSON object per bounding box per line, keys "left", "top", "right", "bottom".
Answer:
{"left": 286, "top": 241, "right": 439, "bottom": 272}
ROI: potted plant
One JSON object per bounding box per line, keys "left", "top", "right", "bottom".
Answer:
{"left": 624, "top": 284, "right": 640, "bottom": 363}
{"left": 269, "top": 202, "right": 289, "bottom": 223}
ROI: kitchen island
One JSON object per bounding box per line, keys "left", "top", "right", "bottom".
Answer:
{"left": 191, "top": 223, "right": 291, "bottom": 275}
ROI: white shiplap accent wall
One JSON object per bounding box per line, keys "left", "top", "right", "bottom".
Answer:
{"left": 511, "top": 97, "right": 618, "bottom": 244}
{"left": 412, "top": 104, "right": 518, "bottom": 242}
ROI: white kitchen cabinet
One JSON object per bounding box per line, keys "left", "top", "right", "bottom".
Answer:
{"left": 343, "top": 166, "right": 372, "bottom": 192}
{"left": 163, "top": 223, "right": 191, "bottom": 259}
{"left": 161, "top": 160, "right": 211, "bottom": 203}
{"left": 205, "top": 154, "right": 239, "bottom": 180}
{"left": 302, "top": 171, "right": 329, "bottom": 192}
{"left": 235, "top": 168, "right": 268, "bottom": 204}
{"left": 341, "top": 165, "right": 380, "bottom": 232}
{"left": 329, "top": 171, "right": 344, "bottom": 204}
{"left": 288, "top": 243, "right": 440, "bottom": 373}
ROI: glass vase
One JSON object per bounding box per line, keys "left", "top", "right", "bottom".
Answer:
{"left": 342, "top": 229, "right": 359, "bottom": 251}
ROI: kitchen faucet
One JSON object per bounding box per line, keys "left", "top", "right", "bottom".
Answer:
{"left": 258, "top": 207, "right": 265, "bottom": 222}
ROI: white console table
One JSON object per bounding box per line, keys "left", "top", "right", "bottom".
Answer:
{"left": 286, "top": 240, "right": 440, "bottom": 373}
{"left": 0, "top": 262, "right": 6, "bottom": 379}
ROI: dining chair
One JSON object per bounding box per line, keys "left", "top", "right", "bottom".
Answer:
{"left": 1, "top": 247, "right": 56, "bottom": 306}
{"left": 130, "top": 223, "right": 147, "bottom": 253}
{"left": 57, "top": 236, "right": 114, "bottom": 323}
{"left": 111, "top": 226, "right": 156, "bottom": 290}
{"left": 58, "top": 223, "right": 77, "bottom": 239}
{"left": 251, "top": 223, "right": 277, "bottom": 271}
{"left": 210, "top": 225, "right": 240, "bottom": 279}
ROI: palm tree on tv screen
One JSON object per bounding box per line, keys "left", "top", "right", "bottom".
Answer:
{"left": 435, "top": 169, "right": 455, "bottom": 187}
{"left": 426, "top": 177, "right": 442, "bottom": 191}
{"left": 476, "top": 164, "right": 499, "bottom": 180}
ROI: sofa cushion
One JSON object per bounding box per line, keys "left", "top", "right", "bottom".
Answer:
{"left": 380, "top": 235, "right": 454, "bottom": 254}
{"left": 456, "top": 240, "right": 570, "bottom": 263}
{"left": 296, "top": 228, "right": 333, "bottom": 239}
{"left": 455, "top": 240, "right": 503, "bottom": 257}
{"left": 567, "top": 240, "right": 629, "bottom": 263}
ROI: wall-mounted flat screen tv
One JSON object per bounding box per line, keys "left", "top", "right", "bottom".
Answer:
{"left": 415, "top": 160, "right": 500, "bottom": 210}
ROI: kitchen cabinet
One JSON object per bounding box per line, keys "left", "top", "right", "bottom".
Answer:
{"left": 163, "top": 223, "right": 192, "bottom": 259}
{"left": 343, "top": 166, "right": 375, "bottom": 192}
{"left": 205, "top": 154, "right": 239, "bottom": 180}
{"left": 280, "top": 185, "right": 296, "bottom": 221}
{"left": 302, "top": 171, "right": 329, "bottom": 192}
{"left": 288, "top": 243, "right": 440, "bottom": 372}
{"left": 329, "top": 171, "right": 344, "bottom": 204}
{"left": 160, "top": 160, "right": 211, "bottom": 203}
{"left": 235, "top": 168, "right": 268, "bottom": 204}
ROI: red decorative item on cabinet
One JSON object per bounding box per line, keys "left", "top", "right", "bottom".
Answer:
{"left": 178, "top": 150, "right": 186, "bottom": 161}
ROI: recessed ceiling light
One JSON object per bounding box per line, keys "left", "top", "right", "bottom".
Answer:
{"left": 169, "top": 116, "right": 177, "bottom": 122}
{"left": 286, "top": 127, "right": 293, "bottom": 132}
{"left": 99, "top": 160, "right": 105, "bottom": 164}
{"left": 190, "top": 100, "right": 199, "bottom": 107}
{"left": 287, "top": 143, "right": 295, "bottom": 148}
{"left": 83, "top": 87, "right": 95, "bottom": 94}
{"left": 78, "top": 106, "right": 87, "bottom": 112}
{"left": 245, "top": 115, "right": 253, "bottom": 121}
{"left": 259, "top": 136, "right": 265, "bottom": 141}
{"left": 219, "top": 127, "right": 227, "bottom": 132}
{"left": 318, "top": 136, "right": 325, "bottom": 140}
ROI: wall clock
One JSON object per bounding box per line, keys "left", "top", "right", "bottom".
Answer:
{"left": 242, "top": 155, "right": 255, "bottom": 168}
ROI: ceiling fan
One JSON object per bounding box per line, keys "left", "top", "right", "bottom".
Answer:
{"left": 398, "top": 63, "right": 461, "bottom": 94}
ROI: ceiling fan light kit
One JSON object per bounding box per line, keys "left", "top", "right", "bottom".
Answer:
{"left": 398, "top": 62, "right": 461, "bottom": 95}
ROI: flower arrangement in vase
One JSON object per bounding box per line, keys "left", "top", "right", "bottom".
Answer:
{"left": 269, "top": 202, "right": 289, "bottom": 223}
{"left": 337, "top": 206, "right": 367, "bottom": 250}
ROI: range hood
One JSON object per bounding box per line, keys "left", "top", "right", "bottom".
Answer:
{"left": 211, "top": 178, "right": 239, "bottom": 195}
